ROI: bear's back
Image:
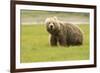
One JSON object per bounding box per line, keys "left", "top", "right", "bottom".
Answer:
{"left": 63, "top": 23, "right": 83, "bottom": 45}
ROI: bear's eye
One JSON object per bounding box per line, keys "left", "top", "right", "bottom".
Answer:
{"left": 52, "top": 22, "right": 56, "bottom": 25}
{"left": 47, "top": 22, "right": 50, "bottom": 24}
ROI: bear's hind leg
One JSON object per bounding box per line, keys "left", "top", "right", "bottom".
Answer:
{"left": 50, "top": 35, "right": 57, "bottom": 46}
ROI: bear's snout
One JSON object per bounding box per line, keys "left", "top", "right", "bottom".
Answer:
{"left": 49, "top": 23, "right": 54, "bottom": 30}
{"left": 50, "top": 25, "right": 53, "bottom": 29}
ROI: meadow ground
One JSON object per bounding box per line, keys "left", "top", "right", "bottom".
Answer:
{"left": 20, "top": 24, "right": 90, "bottom": 63}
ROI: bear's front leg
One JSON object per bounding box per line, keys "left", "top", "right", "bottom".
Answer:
{"left": 58, "top": 35, "right": 66, "bottom": 46}
{"left": 50, "top": 35, "right": 57, "bottom": 46}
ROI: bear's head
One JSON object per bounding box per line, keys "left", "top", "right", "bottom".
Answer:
{"left": 45, "top": 17, "right": 60, "bottom": 35}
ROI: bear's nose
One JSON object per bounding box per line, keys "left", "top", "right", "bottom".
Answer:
{"left": 50, "top": 25, "right": 53, "bottom": 29}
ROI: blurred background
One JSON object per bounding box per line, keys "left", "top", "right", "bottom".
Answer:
{"left": 21, "top": 10, "right": 90, "bottom": 25}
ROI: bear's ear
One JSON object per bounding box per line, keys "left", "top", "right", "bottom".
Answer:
{"left": 53, "top": 16, "right": 58, "bottom": 20}
{"left": 45, "top": 18, "right": 50, "bottom": 25}
{"left": 53, "top": 16, "right": 59, "bottom": 23}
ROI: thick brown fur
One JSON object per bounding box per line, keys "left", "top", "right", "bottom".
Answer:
{"left": 45, "top": 17, "right": 83, "bottom": 46}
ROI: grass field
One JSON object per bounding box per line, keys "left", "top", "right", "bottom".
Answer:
{"left": 20, "top": 24, "right": 90, "bottom": 63}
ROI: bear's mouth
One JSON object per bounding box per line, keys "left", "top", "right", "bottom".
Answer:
{"left": 49, "top": 24, "right": 54, "bottom": 30}
{"left": 50, "top": 25, "right": 53, "bottom": 30}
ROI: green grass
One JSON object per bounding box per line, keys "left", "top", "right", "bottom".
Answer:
{"left": 20, "top": 24, "right": 90, "bottom": 63}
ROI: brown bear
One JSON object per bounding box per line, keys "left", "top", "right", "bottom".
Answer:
{"left": 45, "top": 16, "right": 83, "bottom": 46}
